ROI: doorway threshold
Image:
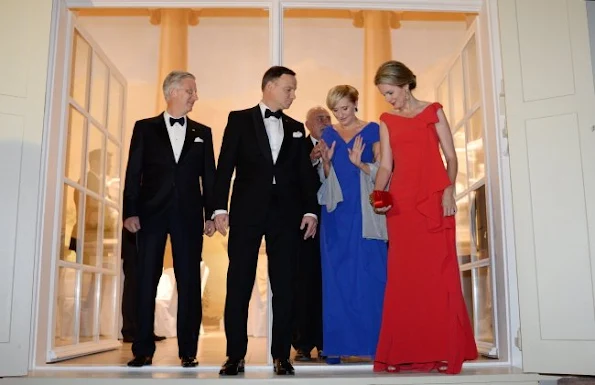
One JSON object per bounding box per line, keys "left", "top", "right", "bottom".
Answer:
{"left": 1, "top": 365, "right": 551, "bottom": 385}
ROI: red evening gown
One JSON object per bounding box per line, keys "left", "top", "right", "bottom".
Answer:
{"left": 373, "top": 102, "right": 478, "bottom": 374}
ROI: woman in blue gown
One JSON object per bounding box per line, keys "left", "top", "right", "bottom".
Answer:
{"left": 318, "top": 85, "right": 387, "bottom": 362}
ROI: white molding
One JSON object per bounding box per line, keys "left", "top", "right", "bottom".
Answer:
{"left": 65, "top": 0, "right": 272, "bottom": 8}
{"left": 64, "top": 0, "right": 482, "bottom": 12}
{"left": 282, "top": 0, "right": 482, "bottom": 12}
{"left": 30, "top": 0, "right": 62, "bottom": 370}
{"left": 49, "top": 340, "right": 121, "bottom": 361}
{"left": 486, "top": 0, "right": 521, "bottom": 369}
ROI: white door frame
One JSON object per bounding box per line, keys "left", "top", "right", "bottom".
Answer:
{"left": 34, "top": 0, "right": 128, "bottom": 364}
{"left": 32, "top": 0, "right": 519, "bottom": 370}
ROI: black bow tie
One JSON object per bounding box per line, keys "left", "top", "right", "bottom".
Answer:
{"left": 264, "top": 109, "right": 282, "bottom": 119}
{"left": 169, "top": 116, "right": 185, "bottom": 126}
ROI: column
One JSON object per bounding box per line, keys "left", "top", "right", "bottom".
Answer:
{"left": 150, "top": 8, "right": 200, "bottom": 113}
{"left": 353, "top": 11, "right": 401, "bottom": 122}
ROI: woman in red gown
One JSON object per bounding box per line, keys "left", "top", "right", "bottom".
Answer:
{"left": 371, "top": 61, "right": 477, "bottom": 374}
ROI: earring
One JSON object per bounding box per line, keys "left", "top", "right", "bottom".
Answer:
{"left": 355, "top": 106, "right": 359, "bottom": 112}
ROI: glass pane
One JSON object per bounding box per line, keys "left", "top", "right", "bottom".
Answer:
{"left": 467, "top": 109, "right": 485, "bottom": 184}
{"left": 450, "top": 56, "right": 465, "bottom": 128}
{"left": 453, "top": 126, "right": 468, "bottom": 192}
{"left": 89, "top": 52, "right": 108, "bottom": 127}
{"left": 103, "top": 205, "right": 120, "bottom": 270}
{"left": 476, "top": 266, "right": 495, "bottom": 343}
{"left": 106, "top": 139, "right": 121, "bottom": 204}
{"left": 86, "top": 124, "right": 105, "bottom": 195}
{"left": 188, "top": 9, "right": 270, "bottom": 365}
{"left": 79, "top": 272, "right": 97, "bottom": 342}
{"left": 82, "top": 196, "right": 102, "bottom": 267}
{"left": 99, "top": 274, "right": 117, "bottom": 340}
{"left": 437, "top": 77, "right": 452, "bottom": 128}
{"left": 70, "top": 32, "right": 90, "bottom": 108}
{"left": 60, "top": 184, "right": 80, "bottom": 263}
{"left": 107, "top": 74, "right": 124, "bottom": 140}
{"left": 464, "top": 35, "right": 480, "bottom": 109}
{"left": 55, "top": 267, "right": 77, "bottom": 347}
{"left": 471, "top": 186, "right": 490, "bottom": 262}
{"left": 456, "top": 194, "right": 471, "bottom": 264}
{"left": 65, "top": 107, "right": 86, "bottom": 182}
{"left": 460, "top": 269, "right": 475, "bottom": 335}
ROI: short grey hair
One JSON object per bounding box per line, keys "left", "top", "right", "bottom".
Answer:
{"left": 162, "top": 71, "right": 195, "bottom": 100}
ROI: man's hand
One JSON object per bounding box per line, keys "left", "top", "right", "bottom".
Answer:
{"left": 300, "top": 216, "right": 318, "bottom": 239}
{"left": 310, "top": 144, "right": 322, "bottom": 162}
{"left": 124, "top": 216, "right": 141, "bottom": 233}
{"left": 214, "top": 213, "right": 230, "bottom": 236}
{"left": 204, "top": 220, "right": 216, "bottom": 237}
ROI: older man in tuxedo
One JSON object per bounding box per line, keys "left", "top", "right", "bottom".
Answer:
{"left": 213, "top": 66, "right": 318, "bottom": 376}
{"left": 123, "top": 70, "right": 216, "bottom": 368}
{"left": 292, "top": 106, "right": 331, "bottom": 362}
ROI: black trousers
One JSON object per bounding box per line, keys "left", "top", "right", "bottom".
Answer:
{"left": 224, "top": 190, "right": 300, "bottom": 360}
{"left": 132, "top": 210, "right": 203, "bottom": 358}
{"left": 291, "top": 220, "right": 323, "bottom": 353}
{"left": 121, "top": 228, "right": 138, "bottom": 340}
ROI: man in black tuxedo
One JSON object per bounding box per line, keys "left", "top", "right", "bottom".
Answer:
{"left": 213, "top": 66, "right": 318, "bottom": 376}
{"left": 292, "top": 106, "right": 331, "bottom": 362}
{"left": 123, "top": 70, "right": 216, "bottom": 368}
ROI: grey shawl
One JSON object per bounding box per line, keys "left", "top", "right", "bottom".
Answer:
{"left": 317, "top": 163, "right": 388, "bottom": 241}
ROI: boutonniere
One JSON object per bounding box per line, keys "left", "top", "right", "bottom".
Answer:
{"left": 292, "top": 131, "right": 304, "bottom": 138}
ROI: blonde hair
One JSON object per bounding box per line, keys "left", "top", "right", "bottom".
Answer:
{"left": 326, "top": 85, "right": 359, "bottom": 110}
{"left": 374, "top": 61, "right": 417, "bottom": 90}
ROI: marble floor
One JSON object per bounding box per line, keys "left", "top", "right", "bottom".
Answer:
{"left": 53, "top": 327, "right": 490, "bottom": 368}
{"left": 53, "top": 329, "right": 335, "bottom": 367}
{"left": 54, "top": 331, "right": 267, "bottom": 366}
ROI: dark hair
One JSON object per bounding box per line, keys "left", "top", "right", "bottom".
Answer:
{"left": 261, "top": 66, "right": 296, "bottom": 91}
{"left": 374, "top": 61, "right": 417, "bottom": 91}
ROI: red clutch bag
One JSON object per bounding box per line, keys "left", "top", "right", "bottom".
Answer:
{"left": 369, "top": 190, "right": 393, "bottom": 208}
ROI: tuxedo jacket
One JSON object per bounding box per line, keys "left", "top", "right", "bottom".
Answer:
{"left": 213, "top": 105, "right": 318, "bottom": 227}
{"left": 304, "top": 135, "right": 323, "bottom": 218}
{"left": 123, "top": 113, "right": 216, "bottom": 230}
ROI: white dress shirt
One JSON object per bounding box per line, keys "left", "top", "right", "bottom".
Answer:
{"left": 260, "top": 102, "right": 284, "bottom": 184}
{"left": 310, "top": 136, "right": 325, "bottom": 183}
{"left": 260, "top": 102, "right": 284, "bottom": 164}
{"left": 164, "top": 111, "right": 187, "bottom": 163}
{"left": 310, "top": 136, "right": 320, "bottom": 166}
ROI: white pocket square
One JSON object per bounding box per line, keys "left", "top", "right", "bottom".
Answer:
{"left": 194, "top": 137, "right": 204, "bottom": 143}
{"left": 292, "top": 131, "right": 304, "bottom": 138}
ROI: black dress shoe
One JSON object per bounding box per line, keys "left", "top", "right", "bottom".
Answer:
{"left": 180, "top": 356, "right": 198, "bottom": 367}
{"left": 294, "top": 349, "right": 312, "bottom": 362}
{"left": 317, "top": 349, "right": 327, "bottom": 360}
{"left": 154, "top": 335, "right": 166, "bottom": 342}
{"left": 273, "top": 359, "right": 295, "bottom": 375}
{"left": 127, "top": 356, "right": 152, "bottom": 367}
{"left": 219, "top": 358, "right": 245, "bottom": 375}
